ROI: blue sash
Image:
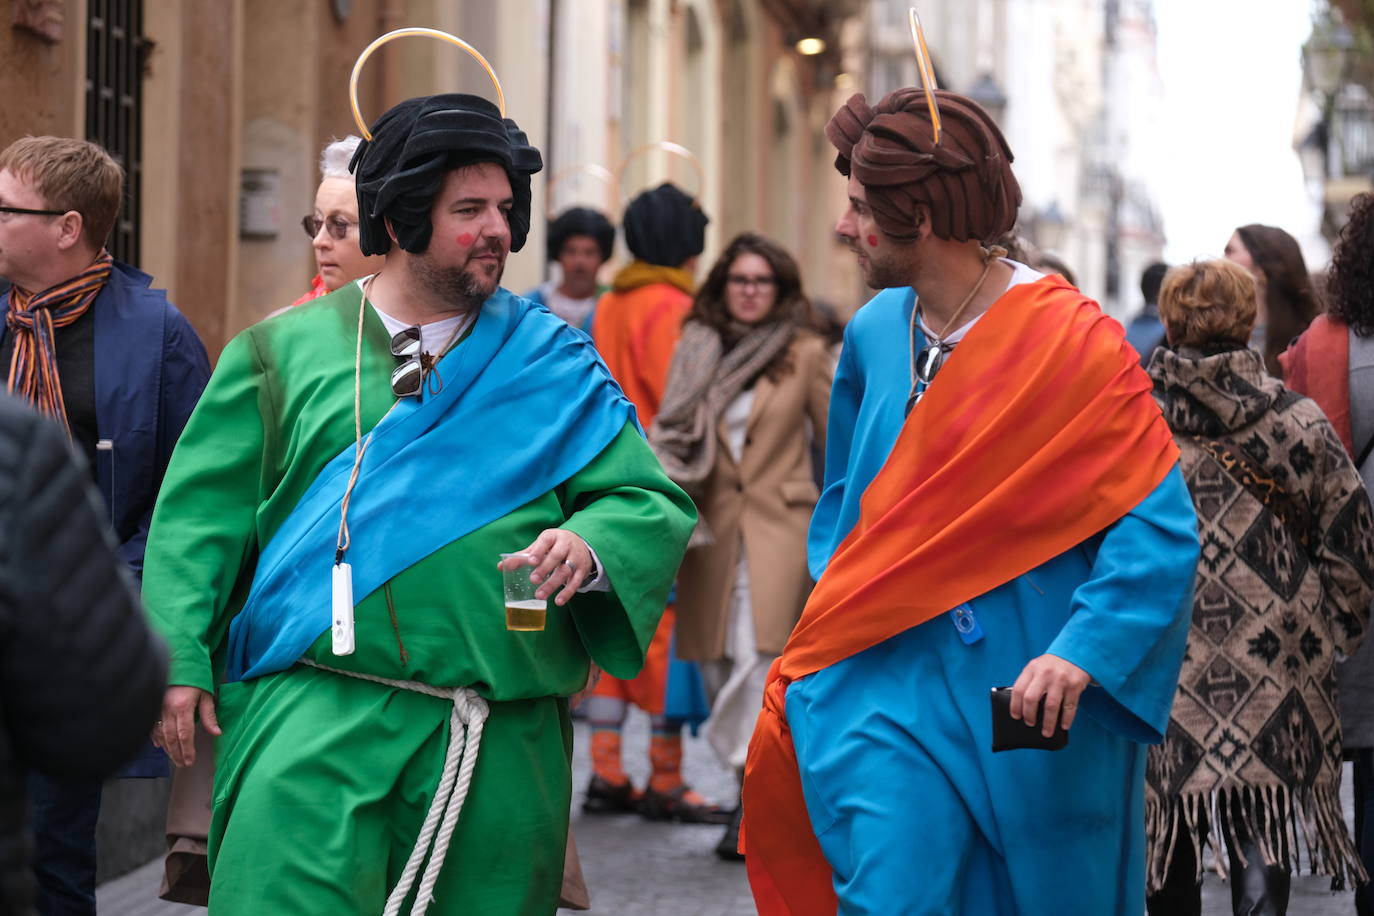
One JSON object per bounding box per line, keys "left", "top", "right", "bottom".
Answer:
{"left": 225, "top": 290, "right": 638, "bottom": 681}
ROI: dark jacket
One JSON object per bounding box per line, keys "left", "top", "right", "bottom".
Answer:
{"left": 0, "top": 262, "right": 211, "bottom": 578}
{"left": 0, "top": 398, "right": 167, "bottom": 915}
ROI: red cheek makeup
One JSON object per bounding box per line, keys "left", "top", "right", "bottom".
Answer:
{"left": 866, "top": 234, "right": 878, "bottom": 247}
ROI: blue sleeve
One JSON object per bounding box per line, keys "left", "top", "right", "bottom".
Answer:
{"left": 1046, "top": 464, "right": 1199, "bottom": 743}
{"left": 118, "top": 308, "right": 211, "bottom": 577}
{"left": 808, "top": 322, "right": 863, "bottom": 580}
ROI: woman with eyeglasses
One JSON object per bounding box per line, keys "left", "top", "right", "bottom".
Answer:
{"left": 289, "top": 136, "right": 385, "bottom": 308}
{"left": 1144, "top": 257, "right": 1373, "bottom": 915}
{"left": 649, "top": 231, "right": 834, "bottom": 860}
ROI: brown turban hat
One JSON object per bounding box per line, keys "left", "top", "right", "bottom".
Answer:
{"left": 827, "top": 88, "right": 1021, "bottom": 244}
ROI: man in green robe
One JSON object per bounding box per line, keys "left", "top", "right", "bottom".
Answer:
{"left": 142, "top": 93, "right": 695, "bottom": 915}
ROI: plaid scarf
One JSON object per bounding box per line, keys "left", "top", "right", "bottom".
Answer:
{"left": 649, "top": 317, "right": 793, "bottom": 545}
{"left": 6, "top": 251, "right": 114, "bottom": 436}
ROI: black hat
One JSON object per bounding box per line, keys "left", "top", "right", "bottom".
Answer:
{"left": 547, "top": 207, "right": 615, "bottom": 263}
{"left": 352, "top": 93, "right": 543, "bottom": 256}
{"left": 622, "top": 183, "right": 709, "bottom": 267}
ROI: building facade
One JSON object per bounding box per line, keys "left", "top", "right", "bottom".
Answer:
{"left": 2, "top": 0, "right": 858, "bottom": 354}
{"left": 865, "top": 0, "right": 1166, "bottom": 317}
{"left": 1299, "top": 0, "right": 1374, "bottom": 243}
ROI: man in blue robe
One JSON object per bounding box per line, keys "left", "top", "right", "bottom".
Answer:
{"left": 742, "top": 88, "right": 1200, "bottom": 916}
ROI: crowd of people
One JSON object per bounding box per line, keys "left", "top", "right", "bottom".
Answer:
{"left": 2, "top": 47, "right": 1374, "bottom": 916}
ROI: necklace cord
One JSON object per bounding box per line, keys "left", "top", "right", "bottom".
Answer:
{"left": 336, "top": 276, "right": 403, "bottom": 563}
{"left": 335, "top": 280, "right": 472, "bottom": 563}
{"left": 924, "top": 251, "right": 999, "bottom": 341}
{"left": 907, "top": 247, "right": 1003, "bottom": 406}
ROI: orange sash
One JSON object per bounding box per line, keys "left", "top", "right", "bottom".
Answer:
{"left": 742, "top": 276, "right": 1180, "bottom": 915}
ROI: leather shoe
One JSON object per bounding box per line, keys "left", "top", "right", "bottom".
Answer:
{"left": 715, "top": 806, "right": 744, "bottom": 860}
{"left": 638, "top": 785, "right": 731, "bottom": 825}
{"left": 581, "top": 775, "right": 640, "bottom": 814}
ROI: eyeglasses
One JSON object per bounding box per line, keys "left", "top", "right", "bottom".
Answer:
{"left": 726, "top": 275, "right": 776, "bottom": 291}
{"left": 390, "top": 327, "right": 424, "bottom": 398}
{"left": 301, "top": 214, "right": 356, "bottom": 241}
{"left": 0, "top": 205, "right": 67, "bottom": 217}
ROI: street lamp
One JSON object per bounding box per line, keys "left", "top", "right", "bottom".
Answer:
{"left": 966, "top": 71, "right": 1008, "bottom": 125}
{"left": 1297, "top": 121, "right": 1330, "bottom": 182}
{"left": 1032, "top": 202, "right": 1068, "bottom": 253}
{"left": 1303, "top": 20, "right": 1354, "bottom": 99}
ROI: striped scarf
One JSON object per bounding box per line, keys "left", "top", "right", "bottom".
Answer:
{"left": 6, "top": 251, "right": 114, "bottom": 436}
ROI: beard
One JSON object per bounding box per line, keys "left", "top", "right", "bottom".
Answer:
{"left": 856, "top": 247, "right": 912, "bottom": 290}
{"left": 862, "top": 259, "right": 907, "bottom": 290}
{"left": 411, "top": 243, "right": 506, "bottom": 312}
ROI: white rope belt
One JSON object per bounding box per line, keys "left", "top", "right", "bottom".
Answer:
{"left": 302, "top": 660, "right": 490, "bottom": 916}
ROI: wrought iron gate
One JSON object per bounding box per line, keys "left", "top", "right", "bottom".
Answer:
{"left": 85, "top": 0, "right": 145, "bottom": 267}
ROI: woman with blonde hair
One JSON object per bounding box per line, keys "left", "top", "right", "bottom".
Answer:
{"left": 650, "top": 231, "right": 833, "bottom": 858}
{"left": 288, "top": 136, "right": 385, "bottom": 307}
{"left": 1145, "top": 257, "right": 1374, "bottom": 915}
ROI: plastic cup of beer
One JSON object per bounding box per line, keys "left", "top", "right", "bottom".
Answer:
{"left": 500, "top": 552, "right": 547, "bottom": 632}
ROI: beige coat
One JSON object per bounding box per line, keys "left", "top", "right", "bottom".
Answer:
{"left": 674, "top": 331, "right": 833, "bottom": 660}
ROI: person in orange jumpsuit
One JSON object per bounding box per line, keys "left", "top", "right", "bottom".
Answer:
{"left": 582, "top": 183, "right": 725, "bottom": 822}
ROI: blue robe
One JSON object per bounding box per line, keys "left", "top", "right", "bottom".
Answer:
{"left": 793, "top": 286, "right": 1199, "bottom": 915}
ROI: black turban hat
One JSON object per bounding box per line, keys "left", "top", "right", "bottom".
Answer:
{"left": 622, "top": 183, "right": 709, "bottom": 268}
{"left": 826, "top": 88, "right": 1020, "bottom": 244}
{"left": 547, "top": 206, "right": 615, "bottom": 263}
{"left": 351, "top": 93, "right": 543, "bottom": 256}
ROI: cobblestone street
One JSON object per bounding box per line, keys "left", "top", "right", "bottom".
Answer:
{"left": 99, "top": 709, "right": 1363, "bottom": 914}
{"left": 568, "top": 712, "right": 753, "bottom": 915}
{"left": 566, "top": 712, "right": 1363, "bottom": 915}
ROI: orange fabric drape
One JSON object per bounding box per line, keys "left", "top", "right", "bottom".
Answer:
{"left": 590, "top": 281, "right": 692, "bottom": 428}
{"left": 589, "top": 605, "right": 675, "bottom": 713}
{"left": 589, "top": 278, "right": 692, "bottom": 709}
{"left": 1280, "top": 314, "right": 1352, "bottom": 453}
{"left": 742, "top": 276, "right": 1180, "bottom": 915}
{"left": 289, "top": 274, "right": 329, "bottom": 309}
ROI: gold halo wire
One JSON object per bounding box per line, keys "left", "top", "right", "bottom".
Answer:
{"left": 615, "top": 141, "right": 705, "bottom": 205}
{"left": 544, "top": 163, "right": 618, "bottom": 219}
{"left": 349, "top": 27, "right": 507, "bottom": 141}
{"left": 907, "top": 8, "right": 942, "bottom": 145}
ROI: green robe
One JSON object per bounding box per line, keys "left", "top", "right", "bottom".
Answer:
{"left": 142, "top": 286, "right": 695, "bottom": 914}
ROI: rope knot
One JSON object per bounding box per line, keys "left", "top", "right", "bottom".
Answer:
{"left": 451, "top": 688, "right": 488, "bottom": 724}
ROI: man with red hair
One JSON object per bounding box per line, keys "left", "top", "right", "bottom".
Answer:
{"left": 741, "top": 88, "right": 1200, "bottom": 914}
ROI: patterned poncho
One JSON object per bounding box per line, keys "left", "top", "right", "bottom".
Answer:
{"left": 1146, "top": 344, "right": 1374, "bottom": 890}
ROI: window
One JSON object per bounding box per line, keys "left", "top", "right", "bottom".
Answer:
{"left": 86, "top": 0, "right": 145, "bottom": 266}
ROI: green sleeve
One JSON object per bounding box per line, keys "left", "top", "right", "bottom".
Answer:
{"left": 142, "top": 331, "right": 274, "bottom": 693}
{"left": 558, "top": 422, "right": 696, "bottom": 679}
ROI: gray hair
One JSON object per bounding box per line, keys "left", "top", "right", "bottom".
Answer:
{"left": 319, "top": 136, "right": 363, "bottom": 180}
